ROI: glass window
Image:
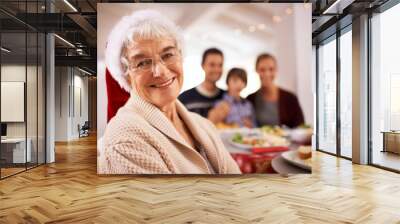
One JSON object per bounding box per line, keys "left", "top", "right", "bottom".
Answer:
{"left": 27, "top": 31, "right": 38, "bottom": 169}
{"left": 38, "top": 32, "right": 46, "bottom": 165}
{"left": 317, "top": 37, "right": 337, "bottom": 154}
{"left": 1, "top": 31, "right": 28, "bottom": 178}
{"left": 339, "top": 29, "right": 352, "bottom": 158}
{"left": 0, "top": 2, "right": 46, "bottom": 179}
{"left": 371, "top": 3, "right": 400, "bottom": 171}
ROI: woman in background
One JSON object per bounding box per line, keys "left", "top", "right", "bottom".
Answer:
{"left": 247, "top": 53, "right": 304, "bottom": 128}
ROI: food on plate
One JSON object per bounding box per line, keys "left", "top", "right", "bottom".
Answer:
{"left": 260, "top": 125, "right": 287, "bottom": 137}
{"left": 231, "top": 132, "right": 289, "bottom": 147}
{"left": 261, "top": 133, "right": 290, "bottom": 146}
{"left": 298, "top": 146, "right": 312, "bottom": 160}
{"left": 216, "top": 122, "right": 239, "bottom": 129}
{"left": 232, "top": 133, "right": 268, "bottom": 147}
{"left": 232, "top": 133, "right": 243, "bottom": 143}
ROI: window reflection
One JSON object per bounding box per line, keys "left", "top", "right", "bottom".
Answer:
{"left": 371, "top": 3, "right": 400, "bottom": 171}
{"left": 340, "top": 29, "right": 352, "bottom": 158}
{"left": 318, "top": 37, "right": 337, "bottom": 154}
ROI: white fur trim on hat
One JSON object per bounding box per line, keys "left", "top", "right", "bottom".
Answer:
{"left": 105, "top": 9, "right": 181, "bottom": 93}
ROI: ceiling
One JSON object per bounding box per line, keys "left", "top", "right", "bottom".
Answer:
{"left": 0, "top": 0, "right": 392, "bottom": 75}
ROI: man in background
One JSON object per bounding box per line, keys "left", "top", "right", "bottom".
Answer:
{"left": 179, "top": 48, "right": 226, "bottom": 118}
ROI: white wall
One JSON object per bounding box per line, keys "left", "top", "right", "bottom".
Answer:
{"left": 54, "top": 67, "right": 89, "bottom": 141}
{"left": 1, "top": 65, "right": 39, "bottom": 138}
{"left": 294, "top": 6, "right": 313, "bottom": 126}
{"left": 97, "top": 61, "right": 107, "bottom": 138}
{"left": 55, "top": 67, "right": 69, "bottom": 141}
{"left": 1, "top": 64, "right": 46, "bottom": 163}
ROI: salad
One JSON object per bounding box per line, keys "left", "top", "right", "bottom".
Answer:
{"left": 231, "top": 132, "right": 289, "bottom": 147}
{"left": 260, "top": 125, "right": 287, "bottom": 137}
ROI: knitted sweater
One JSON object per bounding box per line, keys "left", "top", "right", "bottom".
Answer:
{"left": 98, "top": 91, "right": 241, "bottom": 174}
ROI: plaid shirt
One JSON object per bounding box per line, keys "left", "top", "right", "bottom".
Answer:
{"left": 216, "top": 93, "right": 256, "bottom": 127}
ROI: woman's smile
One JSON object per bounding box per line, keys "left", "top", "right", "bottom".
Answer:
{"left": 150, "top": 77, "right": 176, "bottom": 88}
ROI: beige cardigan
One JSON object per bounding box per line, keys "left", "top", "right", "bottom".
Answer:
{"left": 99, "top": 92, "right": 241, "bottom": 174}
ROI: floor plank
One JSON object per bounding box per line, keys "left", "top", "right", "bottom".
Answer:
{"left": 0, "top": 135, "right": 399, "bottom": 224}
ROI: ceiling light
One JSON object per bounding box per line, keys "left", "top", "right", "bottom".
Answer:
{"left": 1, "top": 47, "right": 11, "bottom": 53}
{"left": 54, "top": 34, "right": 75, "bottom": 48}
{"left": 285, "top": 8, "right": 293, "bottom": 15}
{"left": 272, "top": 15, "right": 282, "bottom": 23}
{"left": 234, "top": 29, "right": 242, "bottom": 35}
{"left": 248, "top": 26, "right": 256, "bottom": 33}
{"left": 78, "top": 67, "right": 92, "bottom": 76}
{"left": 257, "top": 24, "right": 266, "bottom": 30}
{"left": 63, "top": 0, "right": 78, "bottom": 12}
{"left": 322, "top": 0, "right": 354, "bottom": 14}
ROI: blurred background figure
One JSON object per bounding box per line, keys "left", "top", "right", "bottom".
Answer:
{"left": 179, "top": 48, "right": 225, "bottom": 117}
{"left": 247, "top": 53, "right": 304, "bottom": 128}
{"left": 208, "top": 68, "right": 256, "bottom": 128}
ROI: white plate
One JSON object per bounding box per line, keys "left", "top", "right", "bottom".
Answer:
{"left": 281, "top": 150, "right": 312, "bottom": 171}
{"left": 227, "top": 130, "right": 263, "bottom": 150}
{"left": 226, "top": 129, "right": 290, "bottom": 150}
{"left": 228, "top": 140, "right": 254, "bottom": 150}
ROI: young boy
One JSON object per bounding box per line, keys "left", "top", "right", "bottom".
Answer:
{"left": 208, "top": 68, "right": 256, "bottom": 128}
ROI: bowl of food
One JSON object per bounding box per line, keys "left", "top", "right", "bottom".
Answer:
{"left": 230, "top": 132, "right": 267, "bottom": 149}
{"left": 230, "top": 131, "right": 289, "bottom": 150}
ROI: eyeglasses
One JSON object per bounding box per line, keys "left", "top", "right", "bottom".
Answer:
{"left": 128, "top": 49, "right": 181, "bottom": 74}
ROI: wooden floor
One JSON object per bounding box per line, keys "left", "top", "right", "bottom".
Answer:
{"left": 1, "top": 167, "right": 26, "bottom": 178}
{"left": 0, "top": 135, "right": 400, "bottom": 224}
{"left": 373, "top": 151, "right": 400, "bottom": 171}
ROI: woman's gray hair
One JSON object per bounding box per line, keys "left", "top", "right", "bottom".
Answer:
{"left": 106, "top": 9, "right": 183, "bottom": 92}
{"left": 121, "top": 10, "right": 183, "bottom": 73}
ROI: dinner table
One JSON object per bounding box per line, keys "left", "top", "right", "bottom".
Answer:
{"left": 219, "top": 128, "right": 312, "bottom": 175}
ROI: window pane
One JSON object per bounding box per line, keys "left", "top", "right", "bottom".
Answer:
{"left": 318, "top": 37, "right": 337, "bottom": 154}
{"left": 1, "top": 31, "right": 27, "bottom": 177}
{"left": 27, "top": 31, "right": 38, "bottom": 169}
{"left": 371, "top": 3, "right": 400, "bottom": 171}
{"left": 340, "top": 29, "right": 352, "bottom": 158}
{"left": 38, "top": 33, "right": 46, "bottom": 165}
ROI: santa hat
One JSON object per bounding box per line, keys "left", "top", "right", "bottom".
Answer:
{"left": 105, "top": 9, "right": 182, "bottom": 93}
{"left": 106, "top": 68, "right": 130, "bottom": 122}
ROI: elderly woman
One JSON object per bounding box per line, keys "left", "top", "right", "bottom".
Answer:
{"left": 99, "top": 10, "right": 240, "bottom": 174}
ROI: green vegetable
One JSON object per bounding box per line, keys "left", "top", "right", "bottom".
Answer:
{"left": 232, "top": 133, "right": 243, "bottom": 143}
